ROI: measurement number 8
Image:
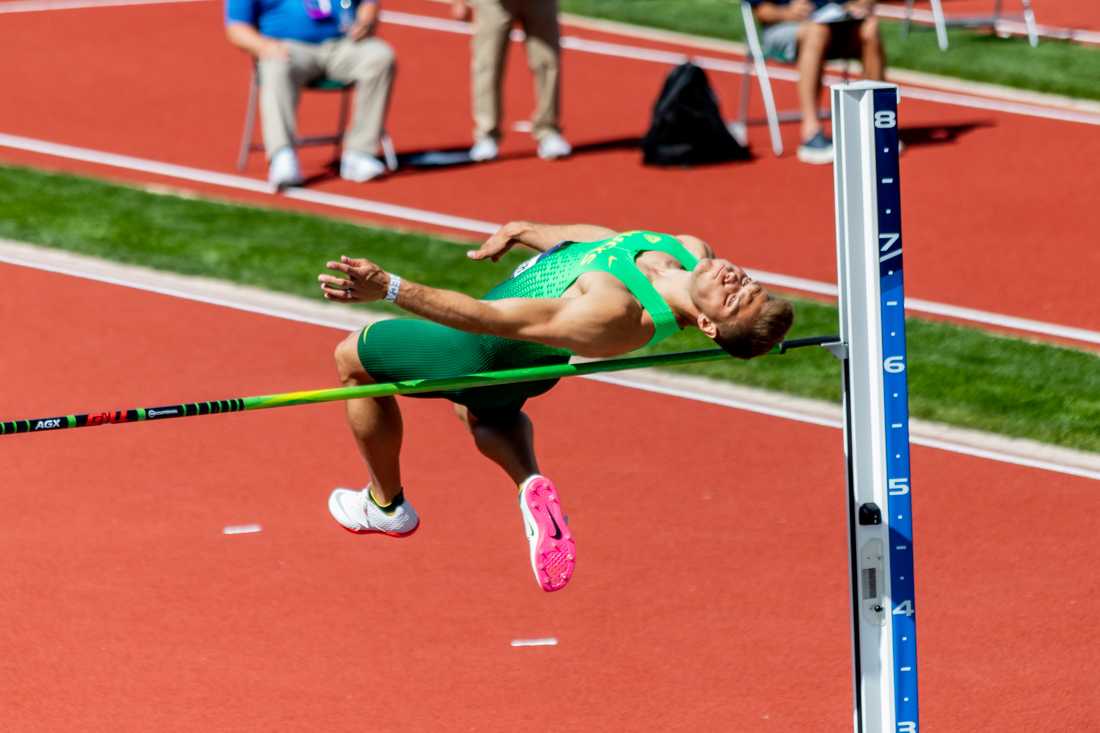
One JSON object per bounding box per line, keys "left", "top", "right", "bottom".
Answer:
{"left": 874, "top": 111, "right": 897, "bottom": 128}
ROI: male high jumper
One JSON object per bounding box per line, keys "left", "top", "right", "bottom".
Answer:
{"left": 317, "top": 222, "right": 794, "bottom": 591}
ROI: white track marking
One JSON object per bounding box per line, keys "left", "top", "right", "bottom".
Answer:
{"left": 223, "top": 524, "right": 263, "bottom": 535}
{"left": 1, "top": 239, "right": 1097, "bottom": 481}
{"left": 376, "top": 10, "right": 1100, "bottom": 126}
{"left": 510, "top": 638, "right": 558, "bottom": 647}
{"left": 6, "top": 0, "right": 1100, "bottom": 118}
{"left": 0, "top": 133, "right": 498, "bottom": 234}
{"left": 0, "top": 131, "right": 1097, "bottom": 346}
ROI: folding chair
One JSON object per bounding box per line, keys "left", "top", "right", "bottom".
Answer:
{"left": 236, "top": 64, "right": 397, "bottom": 172}
{"left": 902, "top": 0, "right": 1038, "bottom": 50}
{"left": 734, "top": 0, "right": 849, "bottom": 157}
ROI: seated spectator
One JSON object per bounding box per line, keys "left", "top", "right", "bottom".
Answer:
{"left": 225, "top": 0, "right": 396, "bottom": 187}
{"left": 748, "top": 0, "right": 886, "bottom": 164}
{"left": 451, "top": 0, "right": 571, "bottom": 162}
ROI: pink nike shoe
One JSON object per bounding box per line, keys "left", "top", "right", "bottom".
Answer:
{"left": 518, "top": 475, "right": 575, "bottom": 592}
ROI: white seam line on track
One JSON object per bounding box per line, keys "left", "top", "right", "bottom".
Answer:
{"left": 4, "top": 0, "right": 1097, "bottom": 122}
{"left": 1, "top": 239, "right": 1097, "bottom": 482}
{"left": 0, "top": 133, "right": 499, "bottom": 235}
{"left": 2, "top": 130, "right": 1097, "bottom": 348}
{"left": 375, "top": 9, "right": 1100, "bottom": 127}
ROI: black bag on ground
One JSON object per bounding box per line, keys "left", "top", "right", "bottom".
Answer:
{"left": 642, "top": 62, "right": 750, "bottom": 166}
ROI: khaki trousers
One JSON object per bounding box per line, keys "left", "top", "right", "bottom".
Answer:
{"left": 257, "top": 37, "right": 395, "bottom": 158}
{"left": 470, "top": 0, "right": 561, "bottom": 141}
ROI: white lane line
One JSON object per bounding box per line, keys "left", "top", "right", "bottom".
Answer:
{"left": 1, "top": 130, "right": 1097, "bottom": 347}
{"left": 588, "top": 374, "right": 1100, "bottom": 482}
{"left": 223, "top": 524, "right": 262, "bottom": 535}
{"left": 376, "top": 10, "right": 1100, "bottom": 127}
{"left": 5, "top": 0, "right": 1097, "bottom": 121}
{"left": 0, "top": 0, "right": 207, "bottom": 13}
{"left": 510, "top": 638, "right": 558, "bottom": 647}
{"left": 0, "top": 133, "right": 498, "bottom": 234}
{"left": 1, "top": 239, "right": 1097, "bottom": 481}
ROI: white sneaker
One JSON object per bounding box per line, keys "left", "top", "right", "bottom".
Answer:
{"left": 340, "top": 150, "right": 386, "bottom": 183}
{"left": 469, "top": 136, "right": 499, "bottom": 162}
{"left": 268, "top": 147, "right": 303, "bottom": 190}
{"left": 537, "top": 132, "right": 572, "bottom": 160}
{"left": 328, "top": 486, "right": 420, "bottom": 536}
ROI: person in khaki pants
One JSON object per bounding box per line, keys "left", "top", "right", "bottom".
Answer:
{"left": 226, "top": 0, "right": 396, "bottom": 188}
{"left": 452, "top": 0, "right": 571, "bottom": 161}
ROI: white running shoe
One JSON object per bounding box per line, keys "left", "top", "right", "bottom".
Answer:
{"left": 518, "top": 475, "right": 575, "bottom": 592}
{"left": 536, "top": 132, "right": 572, "bottom": 160}
{"left": 469, "top": 136, "right": 499, "bottom": 162}
{"left": 340, "top": 151, "right": 387, "bottom": 183}
{"left": 268, "top": 147, "right": 303, "bottom": 190}
{"left": 328, "top": 486, "right": 420, "bottom": 536}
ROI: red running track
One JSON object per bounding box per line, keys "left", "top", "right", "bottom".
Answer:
{"left": 2, "top": 259, "right": 1099, "bottom": 730}
{"left": 0, "top": 0, "right": 1099, "bottom": 339}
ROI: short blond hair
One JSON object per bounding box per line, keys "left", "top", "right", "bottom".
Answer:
{"left": 714, "top": 296, "right": 794, "bottom": 359}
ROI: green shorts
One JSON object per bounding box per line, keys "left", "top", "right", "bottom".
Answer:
{"left": 356, "top": 319, "right": 571, "bottom": 423}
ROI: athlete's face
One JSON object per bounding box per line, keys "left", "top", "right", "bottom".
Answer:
{"left": 689, "top": 258, "right": 767, "bottom": 336}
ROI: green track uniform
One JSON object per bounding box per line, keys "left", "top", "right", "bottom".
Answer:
{"left": 357, "top": 230, "right": 700, "bottom": 421}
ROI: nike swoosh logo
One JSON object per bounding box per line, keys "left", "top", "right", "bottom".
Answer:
{"left": 547, "top": 511, "right": 563, "bottom": 540}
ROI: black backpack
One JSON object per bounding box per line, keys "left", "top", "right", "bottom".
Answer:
{"left": 642, "top": 62, "right": 750, "bottom": 166}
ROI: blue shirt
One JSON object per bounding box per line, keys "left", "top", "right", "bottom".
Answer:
{"left": 225, "top": 0, "right": 361, "bottom": 43}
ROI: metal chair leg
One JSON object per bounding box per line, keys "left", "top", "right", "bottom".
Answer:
{"left": 334, "top": 84, "right": 351, "bottom": 163}
{"left": 237, "top": 70, "right": 259, "bottom": 171}
{"left": 1021, "top": 0, "right": 1039, "bottom": 47}
{"left": 930, "top": 0, "right": 950, "bottom": 50}
{"left": 741, "top": 1, "right": 783, "bottom": 156}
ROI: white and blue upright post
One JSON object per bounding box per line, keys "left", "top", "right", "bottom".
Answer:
{"left": 831, "top": 82, "right": 919, "bottom": 733}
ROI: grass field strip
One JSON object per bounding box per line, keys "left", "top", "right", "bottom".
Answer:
{"left": 873, "top": 3, "right": 1100, "bottom": 46}
{"left": 2, "top": 130, "right": 1097, "bottom": 349}
{"left": 2, "top": 239, "right": 1097, "bottom": 481}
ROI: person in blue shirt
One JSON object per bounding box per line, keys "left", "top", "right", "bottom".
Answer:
{"left": 226, "top": 0, "right": 396, "bottom": 187}
{"left": 747, "top": 0, "right": 886, "bottom": 164}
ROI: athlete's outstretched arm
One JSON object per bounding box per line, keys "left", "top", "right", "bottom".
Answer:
{"left": 467, "top": 221, "right": 619, "bottom": 262}
{"left": 319, "top": 256, "right": 641, "bottom": 357}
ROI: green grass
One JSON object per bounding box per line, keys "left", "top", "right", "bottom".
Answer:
{"left": 1, "top": 164, "right": 1099, "bottom": 452}
{"left": 560, "top": 0, "right": 1100, "bottom": 101}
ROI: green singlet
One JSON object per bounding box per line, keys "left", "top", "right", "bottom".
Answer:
{"left": 357, "top": 230, "right": 700, "bottom": 421}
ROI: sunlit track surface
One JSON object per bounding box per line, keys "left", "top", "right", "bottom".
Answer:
{"left": 2, "top": 245, "right": 1098, "bottom": 732}
{"left": 1, "top": 0, "right": 1100, "bottom": 344}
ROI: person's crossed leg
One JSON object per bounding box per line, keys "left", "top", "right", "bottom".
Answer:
{"left": 326, "top": 329, "right": 576, "bottom": 592}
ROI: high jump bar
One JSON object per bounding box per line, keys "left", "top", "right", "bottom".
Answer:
{"left": 0, "top": 335, "right": 837, "bottom": 437}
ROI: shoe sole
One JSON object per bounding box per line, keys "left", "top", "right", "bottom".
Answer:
{"left": 796, "top": 149, "right": 833, "bottom": 165}
{"left": 328, "top": 490, "right": 419, "bottom": 537}
{"left": 519, "top": 477, "right": 575, "bottom": 592}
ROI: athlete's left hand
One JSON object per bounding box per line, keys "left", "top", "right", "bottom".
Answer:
{"left": 319, "top": 256, "right": 389, "bottom": 302}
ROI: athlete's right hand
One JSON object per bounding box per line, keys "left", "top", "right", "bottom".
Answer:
{"left": 319, "top": 256, "right": 389, "bottom": 302}
{"left": 467, "top": 221, "right": 527, "bottom": 262}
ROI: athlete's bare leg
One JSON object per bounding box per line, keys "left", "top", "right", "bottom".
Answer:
{"left": 334, "top": 331, "right": 404, "bottom": 504}
{"left": 454, "top": 404, "right": 540, "bottom": 484}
